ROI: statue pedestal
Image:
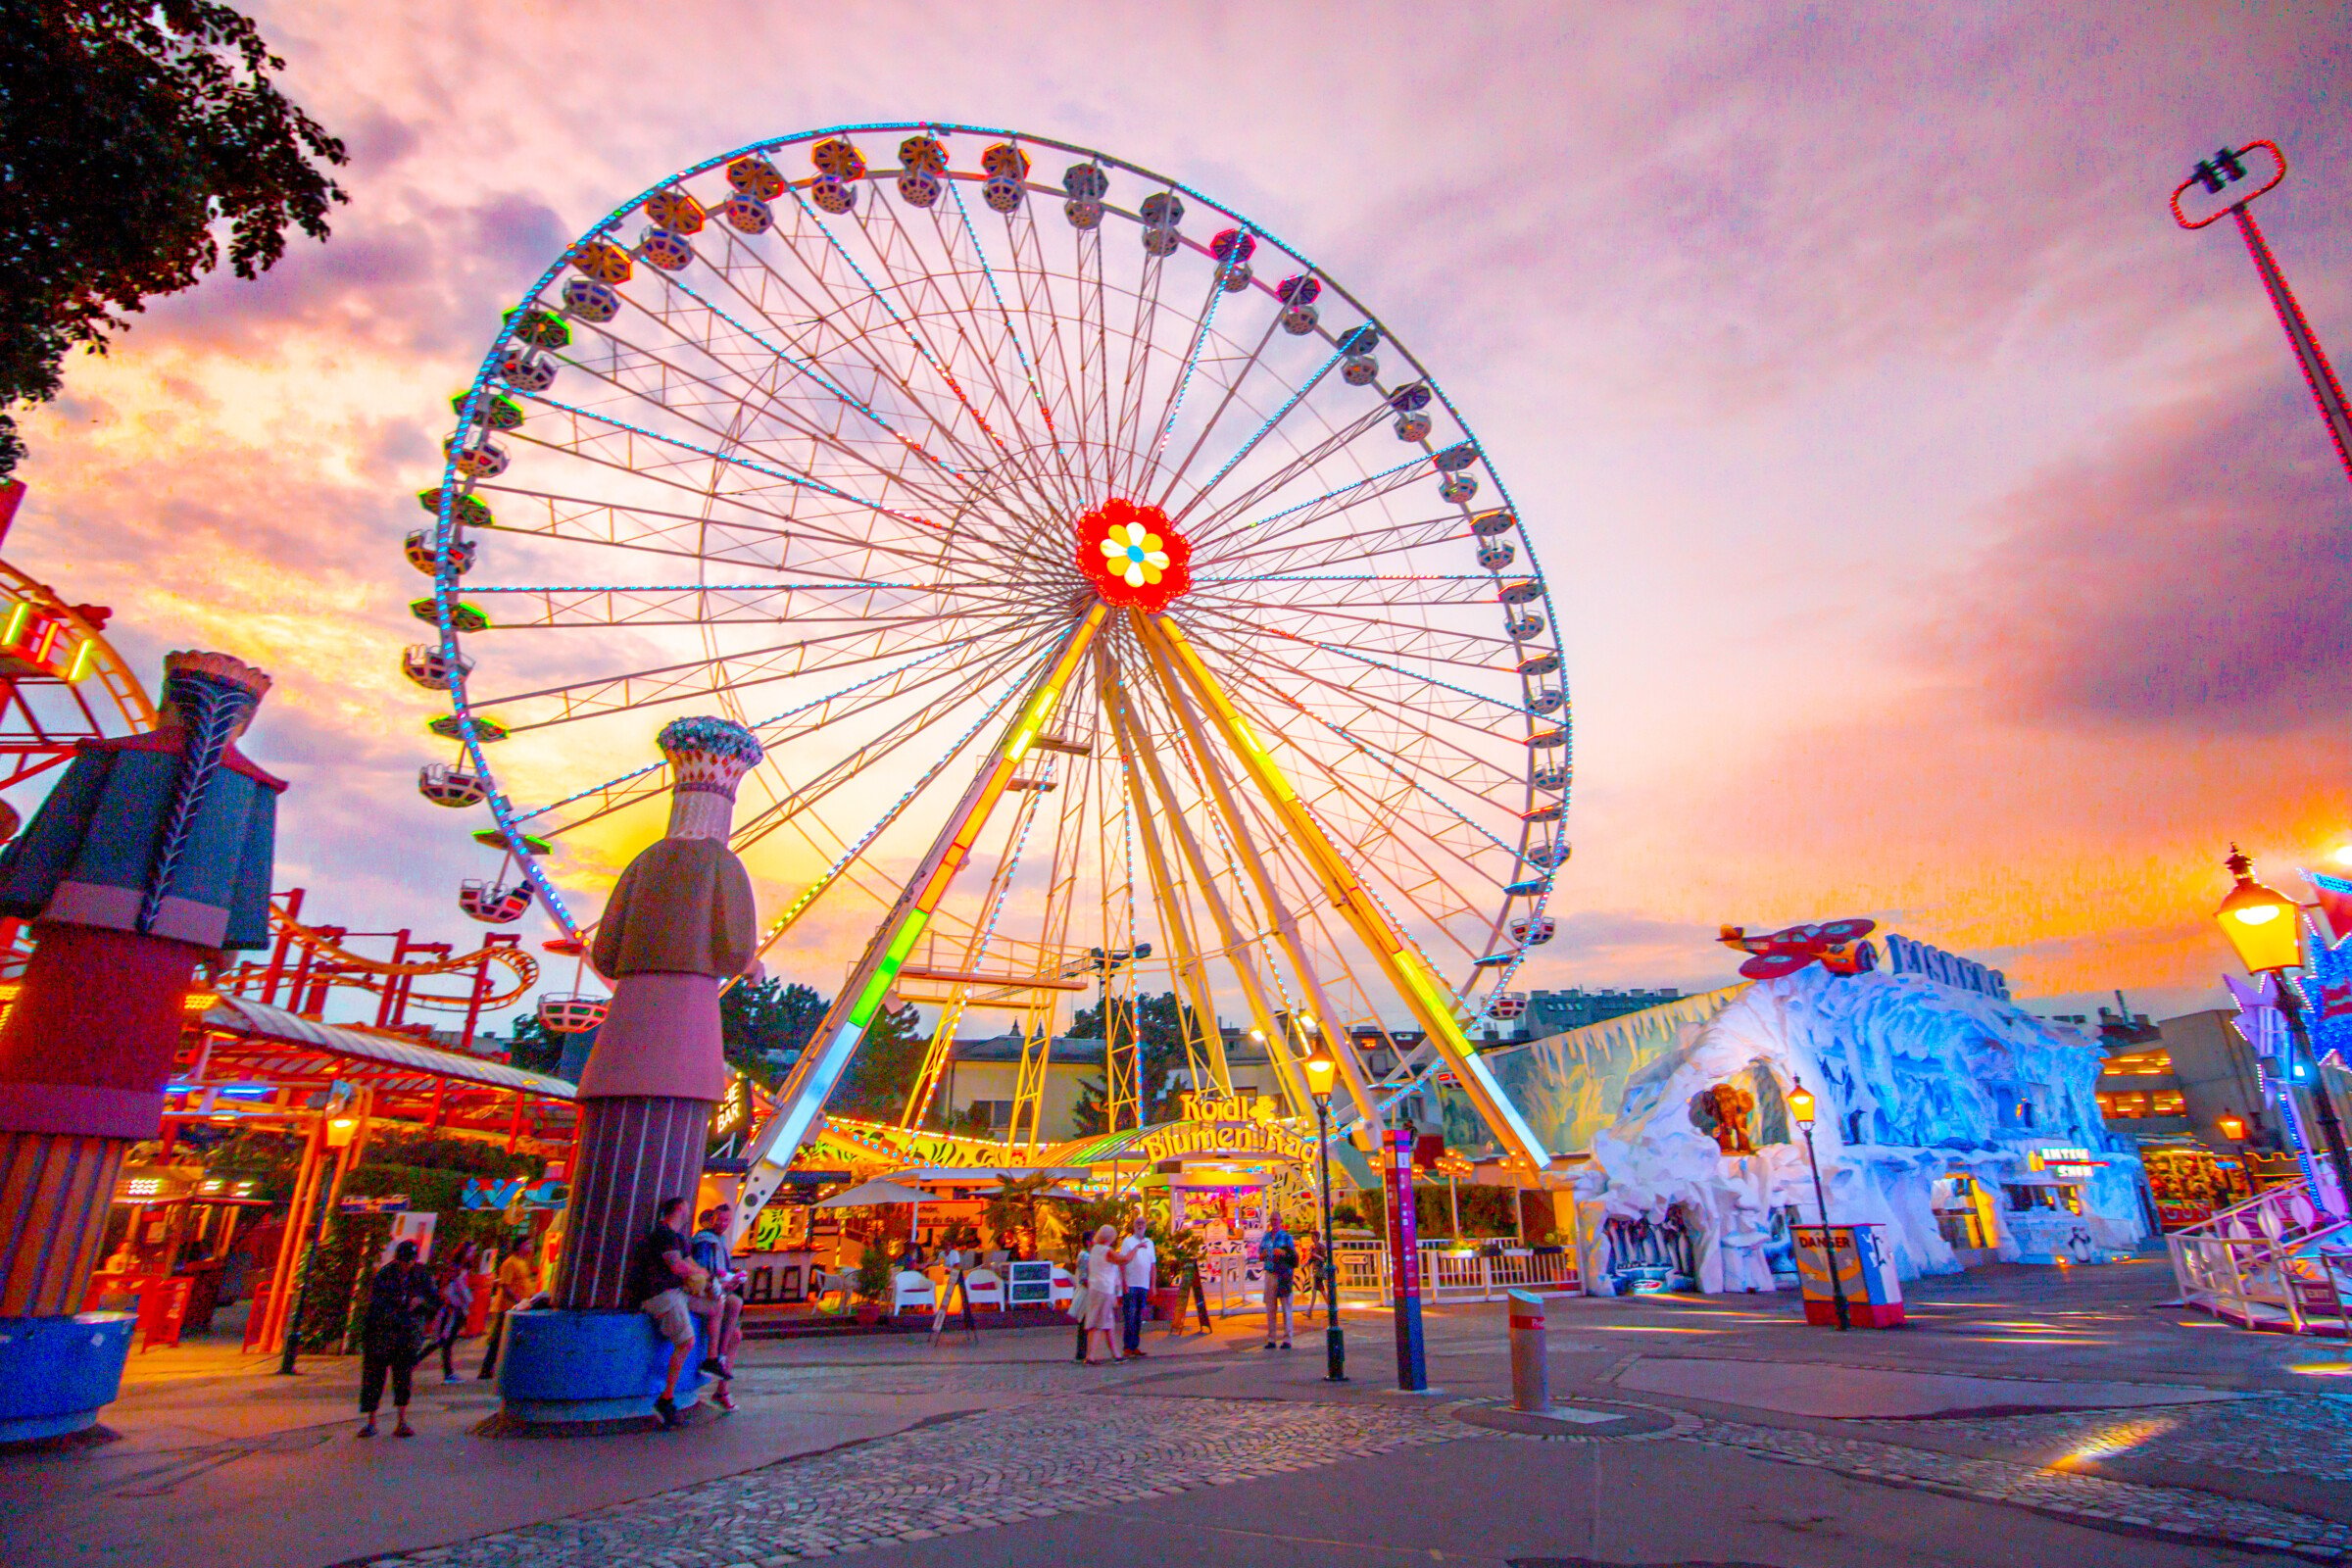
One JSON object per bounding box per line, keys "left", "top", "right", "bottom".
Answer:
{"left": 0, "top": 1313, "right": 134, "bottom": 1446}
{"left": 495, "top": 1307, "right": 708, "bottom": 1426}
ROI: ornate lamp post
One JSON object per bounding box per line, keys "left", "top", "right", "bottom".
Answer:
{"left": 1787, "top": 1079, "right": 1849, "bottom": 1332}
{"left": 2214, "top": 847, "right": 2352, "bottom": 1205}
{"left": 1303, "top": 1040, "right": 1347, "bottom": 1383}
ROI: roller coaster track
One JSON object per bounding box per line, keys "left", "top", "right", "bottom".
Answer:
{"left": 250, "top": 901, "right": 541, "bottom": 1011}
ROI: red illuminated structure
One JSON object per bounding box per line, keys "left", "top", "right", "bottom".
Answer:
{"left": 2173, "top": 141, "right": 2352, "bottom": 491}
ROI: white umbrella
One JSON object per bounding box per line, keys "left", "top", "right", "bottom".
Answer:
{"left": 814, "top": 1177, "right": 931, "bottom": 1207}
{"left": 815, "top": 1176, "right": 931, "bottom": 1241}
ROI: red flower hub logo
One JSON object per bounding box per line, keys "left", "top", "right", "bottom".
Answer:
{"left": 1076, "top": 499, "right": 1192, "bottom": 612}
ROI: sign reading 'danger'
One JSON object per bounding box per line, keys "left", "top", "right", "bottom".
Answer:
{"left": 1884, "top": 934, "right": 2009, "bottom": 1001}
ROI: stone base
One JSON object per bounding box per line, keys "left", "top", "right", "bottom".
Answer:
{"left": 0, "top": 1312, "right": 133, "bottom": 1446}
{"left": 496, "top": 1306, "right": 709, "bottom": 1427}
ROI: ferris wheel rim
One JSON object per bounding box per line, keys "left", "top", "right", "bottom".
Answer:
{"left": 420, "top": 121, "right": 1569, "bottom": 1013}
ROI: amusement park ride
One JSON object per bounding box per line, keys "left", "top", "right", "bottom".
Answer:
{"left": 0, "top": 483, "right": 538, "bottom": 1037}
{"left": 405, "top": 123, "right": 1578, "bottom": 1223}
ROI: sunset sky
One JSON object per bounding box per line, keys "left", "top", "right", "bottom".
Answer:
{"left": 12, "top": 3, "right": 2349, "bottom": 1029}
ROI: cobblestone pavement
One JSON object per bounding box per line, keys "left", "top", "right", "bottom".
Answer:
{"left": 1855, "top": 1393, "right": 2352, "bottom": 1485}
{"left": 361, "top": 1396, "right": 1467, "bottom": 1567}
{"left": 1692, "top": 1413, "right": 2352, "bottom": 1558}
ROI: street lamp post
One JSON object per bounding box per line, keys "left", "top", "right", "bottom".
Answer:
{"left": 1787, "top": 1079, "right": 1849, "bottom": 1333}
{"left": 2213, "top": 848, "right": 2352, "bottom": 1206}
{"left": 1303, "top": 1041, "right": 1347, "bottom": 1383}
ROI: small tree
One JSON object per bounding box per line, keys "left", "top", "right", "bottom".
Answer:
{"left": 827, "top": 1002, "right": 925, "bottom": 1119}
{"left": 854, "top": 1240, "right": 894, "bottom": 1304}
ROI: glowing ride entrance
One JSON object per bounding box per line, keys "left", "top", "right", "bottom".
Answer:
{"left": 409, "top": 124, "right": 1576, "bottom": 1220}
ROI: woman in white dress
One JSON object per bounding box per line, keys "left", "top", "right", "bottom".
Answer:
{"left": 1083, "top": 1224, "right": 1129, "bottom": 1364}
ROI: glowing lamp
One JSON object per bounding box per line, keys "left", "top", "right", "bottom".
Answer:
{"left": 1787, "top": 1079, "right": 1816, "bottom": 1129}
{"left": 1303, "top": 1046, "right": 1337, "bottom": 1103}
{"left": 2214, "top": 847, "right": 2304, "bottom": 974}
{"left": 324, "top": 1114, "right": 360, "bottom": 1149}
{"left": 2218, "top": 1110, "right": 2248, "bottom": 1142}
{"left": 2334, "top": 845, "right": 2352, "bottom": 869}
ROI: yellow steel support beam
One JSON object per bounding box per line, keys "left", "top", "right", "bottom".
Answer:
{"left": 1149, "top": 612, "right": 1554, "bottom": 1171}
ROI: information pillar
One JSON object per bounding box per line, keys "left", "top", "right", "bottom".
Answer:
{"left": 1382, "top": 1127, "right": 1427, "bottom": 1390}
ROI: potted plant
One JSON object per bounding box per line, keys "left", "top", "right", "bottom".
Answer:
{"left": 853, "top": 1240, "right": 894, "bottom": 1325}
{"left": 1151, "top": 1223, "right": 1198, "bottom": 1324}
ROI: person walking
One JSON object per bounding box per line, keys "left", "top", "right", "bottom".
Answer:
{"left": 689, "top": 1203, "right": 747, "bottom": 1411}
{"left": 476, "top": 1236, "right": 540, "bottom": 1380}
{"left": 1118, "top": 1214, "right": 1155, "bottom": 1357}
{"left": 1259, "top": 1219, "right": 1299, "bottom": 1349}
{"left": 1082, "top": 1224, "right": 1129, "bottom": 1364}
{"left": 358, "top": 1240, "right": 437, "bottom": 1438}
{"left": 425, "top": 1240, "right": 479, "bottom": 1383}
{"left": 627, "top": 1197, "right": 702, "bottom": 1429}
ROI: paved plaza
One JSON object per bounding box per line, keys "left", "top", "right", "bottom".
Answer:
{"left": 15, "top": 1256, "right": 2352, "bottom": 1567}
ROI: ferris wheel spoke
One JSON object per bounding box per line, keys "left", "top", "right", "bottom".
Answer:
{"left": 1150, "top": 305, "right": 1292, "bottom": 515}
{"left": 460, "top": 583, "right": 954, "bottom": 628}
{"left": 470, "top": 614, "right": 1038, "bottom": 727}
{"left": 1185, "top": 574, "right": 1495, "bottom": 612}
{"left": 1189, "top": 446, "right": 1429, "bottom": 554}
{"left": 743, "top": 645, "right": 1053, "bottom": 961}
{"left": 1137, "top": 270, "right": 1228, "bottom": 492}
{"left": 687, "top": 221, "right": 1037, "bottom": 513}
{"left": 514, "top": 638, "right": 1016, "bottom": 834}
{"left": 1190, "top": 624, "right": 1528, "bottom": 802}
{"left": 1201, "top": 508, "right": 1468, "bottom": 577}
{"left": 1186, "top": 596, "right": 1512, "bottom": 665}
{"left": 512, "top": 389, "right": 949, "bottom": 543}
{"left": 839, "top": 198, "right": 1068, "bottom": 521}
{"left": 1160, "top": 342, "right": 1344, "bottom": 526}
{"left": 1102, "top": 240, "right": 1179, "bottom": 501}
{"left": 936, "top": 181, "right": 1078, "bottom": 499}
{"left": 730, "top": 639, "right": 1048, "bottom": 853}
{"left": 773, "top": 183, "right": 1035, "bottom": 478}
{"left": 560, "top": 307, "right": 982, "bottom": 523}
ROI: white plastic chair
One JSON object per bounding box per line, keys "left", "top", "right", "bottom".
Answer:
{"left": 964, "top": 1267, "right": 1004, "bottom": 1311}
{"left": 889, "top": 1268, "right": 935, "bottom": 1315}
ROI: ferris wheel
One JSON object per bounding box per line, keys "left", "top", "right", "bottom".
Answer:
{"left": 407, "top": 123, "right": 1571, "bottom": 1188}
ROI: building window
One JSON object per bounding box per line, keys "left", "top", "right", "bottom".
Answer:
{"left": 2100, "top": 1092, "right": 2149, "bottom": 1119}
{"left": 2151, "top": 1090, "right": 2184, "bottom": 1116}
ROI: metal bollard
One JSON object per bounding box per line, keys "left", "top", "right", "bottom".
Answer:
{"left": 1507, "top": 1288, "right": 1548, "bottom": 1413}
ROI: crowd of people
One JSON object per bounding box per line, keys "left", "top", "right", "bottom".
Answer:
{"left": 357, "top": 1195, "right": 1332, "bottom": 1435}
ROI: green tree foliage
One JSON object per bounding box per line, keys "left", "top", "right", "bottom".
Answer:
{"left": 0, "top": 1, "right": 348, "bottom": 474}
{"left": 824, "top": 1001, "right": 924, "bottom": 1119}
{"left": 1067, "top": 991, "right": 1209, "bottom": 1130}
{"left": 721, "top": 977, "right": 827, "bottom": 1086}
{"left": 504, "top": 1012, "right": 564, "bottom": 1074}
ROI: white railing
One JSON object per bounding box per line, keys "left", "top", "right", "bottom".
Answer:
{"left": 2166, "top": 1180, "right": 2352, "bottom": 1334}
{"left": 1328, "top": 1238, "right": 1578, "bottom": 1303}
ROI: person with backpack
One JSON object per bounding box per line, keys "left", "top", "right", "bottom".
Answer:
{"left": 1259, "top": 1220, "right": 1299, "bottom": 1349}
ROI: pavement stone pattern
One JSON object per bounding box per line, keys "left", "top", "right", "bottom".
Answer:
{"left": 1693, "top": 1414, "right": 2352, "bottom": 1558}
{"left": 1859, "top": 1393, "right": 2352, "bottom": 1485}
{"left": 361, "top": 1396, "right": 1468, "bottom": 1567}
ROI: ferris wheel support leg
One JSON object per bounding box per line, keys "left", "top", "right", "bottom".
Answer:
{"left": 1147, "top": 614, "right": 1556, "bottom": 1175}
{"left": 1130, "top": 614, "right": 1369, "bottom": 1129}
{"left": 738, "top": 606, "right": 1109, "bottom": 1219}
{"left": 1111, "top": 661, "right": 1304, "bottom": 1117}
{"left": 1099, "top": 657, "right": 1235, "bottom": 1104}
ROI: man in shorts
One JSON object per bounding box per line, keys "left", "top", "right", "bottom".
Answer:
{"left": 627, "top": 1196, "right": 700, "bottom": 1428}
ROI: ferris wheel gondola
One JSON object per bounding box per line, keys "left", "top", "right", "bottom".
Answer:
{"left": 408, "top": 123, "right": 1575, "bottom": 1188}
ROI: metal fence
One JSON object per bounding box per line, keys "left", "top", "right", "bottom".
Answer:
{"left": 1330, "top": 1237, "right": 1578, "bottom": 1302}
